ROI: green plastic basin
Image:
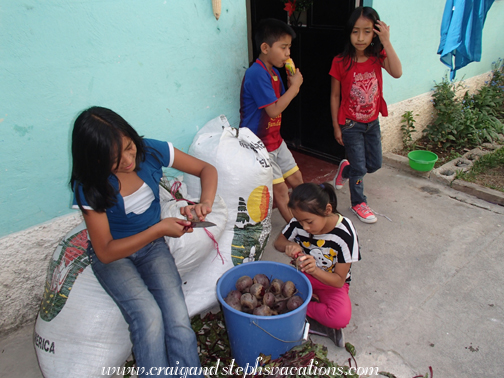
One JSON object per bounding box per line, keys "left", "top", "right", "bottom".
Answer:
{"left": 407, "top": 150, "right": 438, "bottom": 172}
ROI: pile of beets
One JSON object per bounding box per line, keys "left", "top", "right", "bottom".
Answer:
{"left": 223, "top": 274, "right": 304, "bottom": 316}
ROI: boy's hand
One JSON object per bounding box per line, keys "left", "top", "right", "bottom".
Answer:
{"left": 287, "top": 69, "right": 303, "bottom": 90}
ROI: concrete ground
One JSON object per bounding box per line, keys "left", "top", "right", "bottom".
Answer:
{"left": 1, "top": 163, "right": 504, "bottom": 377}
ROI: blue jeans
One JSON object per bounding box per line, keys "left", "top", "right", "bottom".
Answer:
{"left": 88, "top": 238, "right": 203, "bottom": 377}
{"left": 341, "top": 119, "right": 382, "bottom": 206}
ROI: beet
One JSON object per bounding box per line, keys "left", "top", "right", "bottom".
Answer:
{"left": 272, "top": 298, "right": 287, "bottom": 313}
{"left": 282, "top": 280, "right": 296, "bottom": 298}
{"left": 249, "top": 283, "right": 265, "bottom": 299}
{"left": 225, "top": 290, "right": 241, "bottom": 305}
{"left": 286, "top": 295, "right": 303, "bottom": 311}
{"left": 226, "top": 300, "right": 242, "bottom": 312}
{"left": 240, "top": 293, "right": 257, "bottom": 313}
{"left": 263, "top": 292, "right": 275, "bottom": 307}
{"left": 269, "top": 278, "right": 283, "bottom": 295}
{"left": 235, "top": 275, "right": 253, "bottom": 293}
{"left": 253, "top": 274, "right": 270, "bottom": 289}
{"left": 253, "top": 304, "right": 272, "bottom": 316}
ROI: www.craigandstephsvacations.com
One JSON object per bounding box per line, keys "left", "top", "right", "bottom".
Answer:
{"left": 101, "top": 358, "right": 381, "bottom": 376}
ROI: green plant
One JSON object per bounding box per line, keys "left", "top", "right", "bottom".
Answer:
{"left": 423, "top": 62, "right": 504, "bottom": 151}
{"left": 400, "top": 111, "right": 418, "bottom": 151}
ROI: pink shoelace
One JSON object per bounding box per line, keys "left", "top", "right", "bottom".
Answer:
{"left": 169, "top": 181, "right": 225, "bottom": 264}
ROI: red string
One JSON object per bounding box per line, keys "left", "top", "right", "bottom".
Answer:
{"left": 204, "top": 228, "right": 225, "bottom": 264}
{"left": 169, "top": 180, "right": 224, "bottom": 265}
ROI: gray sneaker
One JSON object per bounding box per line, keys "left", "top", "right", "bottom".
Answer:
{"left": 307, "top": 317, "right": 345, "bottom": 347}
{"left": 307, "top": 316, "right": 329, "bottom": 336}
{"left": 329, "top": 327, "right": 345, "bottom": 348}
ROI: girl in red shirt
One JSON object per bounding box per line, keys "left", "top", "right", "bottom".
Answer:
{"left": 330, "top": 7, "right": 402, "bottom": 224}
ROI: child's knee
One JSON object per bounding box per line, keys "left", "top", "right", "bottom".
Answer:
{"left": 327, "top": 308, "right": 352, "bottom": 329}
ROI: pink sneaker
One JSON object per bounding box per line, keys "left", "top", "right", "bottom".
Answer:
{"left": 333, "top": 159, "right": 350, "bottom": 190}
{"left": 351, "top": 202, "right": 377, "bottom": 224}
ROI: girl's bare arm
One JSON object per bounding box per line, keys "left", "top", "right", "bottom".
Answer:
{"left": 330, "top": 77, "right": 344, "bottom": 145}
{"left": 374, "top": 20, "right": 402, "bottom": 78}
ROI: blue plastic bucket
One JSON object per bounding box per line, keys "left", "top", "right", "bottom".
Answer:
{"left": 216, "top": 261, "right": 312, "bottom": 368}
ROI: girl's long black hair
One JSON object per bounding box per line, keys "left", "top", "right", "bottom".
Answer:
{"left": 339, "top": 6, "right": 383, "bottom": 71}
{"left": 70, "top": 106, "right": 146, "bottom": 213}
{"left": 288, "top": 182, "right": 338, "bottom": 216}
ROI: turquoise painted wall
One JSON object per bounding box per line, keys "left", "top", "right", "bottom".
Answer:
{"left": 373, "top": 0, "right": 504, "bottom": 104}
{"left": 1, "top": 0, "right": 503, "bottom": 238}
{"left": 0, "top": 1, "right": 248, "bottom": 237}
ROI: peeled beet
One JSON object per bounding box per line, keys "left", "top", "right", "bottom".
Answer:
{"left": 272, "top": 298, "right": 287, "bottom": 313}
{"left": 236, "top": 275, "right": 253, "bottom": 293}
{"left": 269, "top": 278, "right": 283, "bottom": 295}
{"left": 249, "top": 283, "right": 265, "bottom": 299}
{"left": 253, "top": 274, "right": 270, "bottom": 289}
{"left": 225, "top": 290, "right": 241, "bottom": 304}
{"left": 282, "top": 281, "right": 296, "bottom": 298}
{"left": 240, "top": 292, "right": 257, "bottom": 313}
{"left": 224, "top": 290, "right": 242, "bottom": 311}
{"left": 263, "top": 292, "right": 275, "bottom": 307}
{"left": 287, "top": 295, "right": 303, "bottom": 311}
{"left": 253, "top": 304, "right": 272, "bottom": 316}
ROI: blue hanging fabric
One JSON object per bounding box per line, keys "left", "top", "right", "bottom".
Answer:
{"left": 437, "top": 0, "right": 495, "bottom": 80}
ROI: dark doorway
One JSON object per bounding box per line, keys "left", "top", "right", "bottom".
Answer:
{"left": 248, "top": 0, "right": 360, "bottom": 164}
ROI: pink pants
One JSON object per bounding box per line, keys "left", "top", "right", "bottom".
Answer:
{"left": 305, "top": 273, "right": 352, "bottom": 330}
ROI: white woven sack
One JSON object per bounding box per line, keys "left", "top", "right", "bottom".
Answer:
{"left": 159, "top": 192, "right": 228, "bottom": 276}
{"left": 182, "top": 115, "right": 273, "bottom": 314}
{"left": 34, "top": 222, "right": 132, "bottom": 378}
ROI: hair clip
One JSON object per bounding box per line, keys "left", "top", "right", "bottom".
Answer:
{"left": 319, "top": 183, "right": 325, "bottom": 189}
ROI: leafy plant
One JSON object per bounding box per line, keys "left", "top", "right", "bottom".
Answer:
{"left": 423, "top": 62, "right": 504, "bottom": 151}
{"left": 400, "top": 111, "right": 418, "bottom": 151}
{"left": 422, "top": 75, "right": 466, "bottom": 150}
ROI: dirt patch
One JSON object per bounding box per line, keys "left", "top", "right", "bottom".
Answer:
{"left": 468, "top": 166, "right": 504, "bottom": 192}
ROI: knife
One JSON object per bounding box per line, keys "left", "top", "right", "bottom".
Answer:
{"left": 185, "top": 209, "right": 216, "bottom": 228}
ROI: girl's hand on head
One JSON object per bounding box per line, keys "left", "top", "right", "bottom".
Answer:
{"left": 298, "top": 254, "right": 317, "bottom": 274}
{"left": 374, "top": 20, "right": 391, "bottom": 45}
{"left": 285, "top": 242, "right": 303, "bottom": 258}
{"left": 159, "top": 217, "right": 193, "bottom": 238}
